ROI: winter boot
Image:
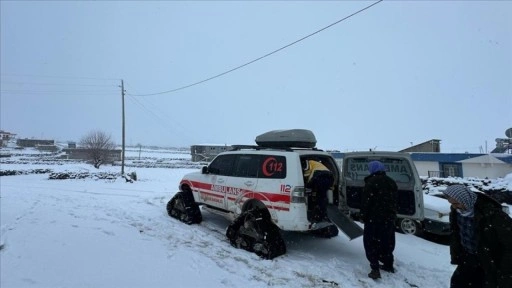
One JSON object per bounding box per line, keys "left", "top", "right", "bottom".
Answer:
{"left": 368, "top": 269, "right": 381, "bottom": 279}
{"left": 380, "top": 264, "right": 395, "bottom": 273}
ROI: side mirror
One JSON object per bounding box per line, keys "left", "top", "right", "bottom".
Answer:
{"left": 202, "top": 166, "right": 209, "bottom": 174}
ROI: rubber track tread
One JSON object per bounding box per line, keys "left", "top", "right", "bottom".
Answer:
{"left": 166, "top": 191, "right": 202, "bottom": 224}
{"left": 226, "top": 208, "right": 286, "bottom": 260}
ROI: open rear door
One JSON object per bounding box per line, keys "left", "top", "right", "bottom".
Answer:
{"left": 340, "top": 152, "right": 424, "bottom": 221}
{"left": 299, "top": 154, "right": 364, "bottom": 240}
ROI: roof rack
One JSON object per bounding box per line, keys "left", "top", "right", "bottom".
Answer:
{"left": 230, "top": 145, "right": 293, "bottom": 152}
{"left": 255, "top": 129, "right": 317, "bottom": 149}
{"left": 229, "top": 145, "right": 258, "bottom": 151}
{"left": 229, "top": 130, "right": 321, "bottom": 152}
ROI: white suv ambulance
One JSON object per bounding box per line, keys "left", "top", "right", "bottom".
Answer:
{"left": 166, "top": 130, "right": 423, "bottom": 259}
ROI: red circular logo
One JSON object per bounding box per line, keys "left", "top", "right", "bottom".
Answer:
{"left": 262, "top": 157, "right": 278, "bottom": 177}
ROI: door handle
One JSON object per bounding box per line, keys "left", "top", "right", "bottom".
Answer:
{"left": 217, "top": 179, "right": 225, "bottom": 184}
{"left": 244, "top": 181, "right": 253, "bottom": 186}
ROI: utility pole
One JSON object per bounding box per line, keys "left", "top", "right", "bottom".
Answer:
{"left": 121, "top": 79, "right": 125, "bottom": 175}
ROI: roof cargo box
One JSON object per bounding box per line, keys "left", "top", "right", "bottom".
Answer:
{"left": 255, "top": 129, "right": 317, "bottom": 148}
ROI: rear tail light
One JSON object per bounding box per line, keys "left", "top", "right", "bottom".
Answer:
{"left": 291, "top": 186, "right": 306, "bottom": 203}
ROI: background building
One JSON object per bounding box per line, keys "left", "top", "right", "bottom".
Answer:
{"left": 190, "top": 144, "right": 231, "bottom": 162}
{"left": 399, "top": 139, "right": 441, "bottom": 153}
{"left": 16, "top": 138, "right": 55, "bottom": 147}
{"left": 331, "top": 152, "right": 512, "bottom": 178}
{"left": 62, "top": 148, "right": 122, "bottom": 163}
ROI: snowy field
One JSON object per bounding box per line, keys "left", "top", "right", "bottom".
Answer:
{"left": 1, "top": 147, "right": 510, "bottom": 288}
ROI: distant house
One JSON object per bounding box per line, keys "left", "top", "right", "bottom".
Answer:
{"left": 0, "top": 130, "right": 16, "bottom": 147}
{"left": 17, "top": 138, "right": 55, "bottom": 148}
{"left": 409, "top": 153, "right": 512, "bottom": 178}
{"left": 331, "top": 152, "right": 512, "bottom": 179}
{"left": 36, "top": 144, "right": 59, "bottom": 152}
{"left": 190, "top": 144, "right": 232, "bottom": 162}
{"left": 0, "top": 130, "right": 16, "bottom": 141}
{"left": 62, "top": 148, "right": 122, "bottom": 163}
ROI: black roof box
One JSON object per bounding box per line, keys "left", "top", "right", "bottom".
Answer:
{"left": 255, "top": 129, "right": 317, "bottom": 148}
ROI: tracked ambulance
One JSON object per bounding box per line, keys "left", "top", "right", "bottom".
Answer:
{"left": 166, "top": 129, "right": 424, "bottom": 259}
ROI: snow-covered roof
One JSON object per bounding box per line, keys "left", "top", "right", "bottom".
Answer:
{"left": 459, "top": 154, "right": 506, "bottom": 164}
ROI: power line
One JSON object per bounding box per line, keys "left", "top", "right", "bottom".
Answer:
{"left": 124, "top": 83, "right": 188, "bottom": 132}
{"left": 125, "top": 95, "right": 197, "bottom": 144}
{"left": 0, "top": 81, "right": 117, "bottom": 87}
{"left": 126, "top": 95, "right": 167, "bottom": 124}
{"left": 0, "top": 76, "right": 120, "bottom": 96}
{"left": 128, "top": 0, "right": 383, "bottom": 97}
{"left": 126, "top": 82, "right": 194, "bottom": 134}
{"left": 0, "top": 89, "right": 119, "bottom": 95}
{"left": 0, "top": 73, "right": 120, "bottom": 81}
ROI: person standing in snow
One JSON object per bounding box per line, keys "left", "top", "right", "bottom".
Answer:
{"left": 361, "top": 160, "right": 398, "bottom": 280}
{"left": 443, "top": 184, "right": 512, "bottom": 288}
{"left": 302, "top": 159, "right": 334, "bottom": 222}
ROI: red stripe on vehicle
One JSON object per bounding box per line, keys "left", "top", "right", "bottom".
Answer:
{"left": 180, "top": 179, "right": 193, "bottom": 188}
{"left": 226, "top": 195, "right": 290, "bottom": 211}
{"left": 237, "top": 192, "right": 291, "bottom": 203}
{"left": 188, "top": 181, "right": 291, "bottom": 203}
{"left": 189, "top": 181, "right": 214, "bottom": 190}
{"left": 200, "top": 191, "right": 224, "bottom": 199}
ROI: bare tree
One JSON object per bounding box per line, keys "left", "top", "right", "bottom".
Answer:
{"left": 79, "top": 130, "right": 116, "bottom": 169}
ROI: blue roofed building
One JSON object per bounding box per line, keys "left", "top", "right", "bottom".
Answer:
{"left": 331, "top": 152, "right": 512, "bottom": 178}
{"left": 331, "top": 137, "right": 512, "bottom": 179}
{"left": 409, "top": 153, "right": 512, "bottom": 178}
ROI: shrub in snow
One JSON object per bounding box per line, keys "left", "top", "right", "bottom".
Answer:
{"left": 422, "top": 176, "right": 512, "bottom": 205}
{"left": 48, "top": 171, "right": 118, "bottom": 180}
{"left": 0, "top": 169, "right": 53, "bottom": 176}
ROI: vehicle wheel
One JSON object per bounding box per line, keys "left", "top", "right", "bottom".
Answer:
{"left": 398, "top": 218, "right": 422, "bottom": 236}
{"left": 166, "top": 191, "right": 202, "bottom": 224}
{"left": 226, "top": 208, "right": 286, "bottom": 259}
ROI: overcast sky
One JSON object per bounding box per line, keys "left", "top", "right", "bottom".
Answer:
{"left": 1, "top": 1, "right": 511, "bottom": 152}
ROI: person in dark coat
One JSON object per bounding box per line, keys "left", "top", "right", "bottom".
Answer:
{"left": 443, "top": 184, "right": 512, "bottom": 288}
{"left": 361, "top": 160, "right": 398, "bottom": 280}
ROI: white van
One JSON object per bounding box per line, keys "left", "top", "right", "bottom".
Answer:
{"left": 340, "top": 151, "right": 424, "bottom": 224}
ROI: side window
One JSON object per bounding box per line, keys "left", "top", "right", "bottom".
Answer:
{"left": 233, "top": 155, "right": 260, "bottom": 178}
{"left": 259, "top": 155, "right": 286, "bottom": 179}
{"left": 208, "top": 154, "right": 236, "bottom": 176}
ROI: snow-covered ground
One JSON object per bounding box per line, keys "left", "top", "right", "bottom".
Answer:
{"left": 1, "top": 148, "right": 510, "bottom": 288}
